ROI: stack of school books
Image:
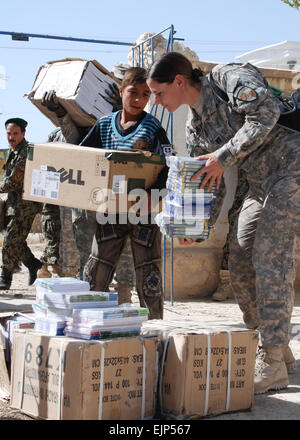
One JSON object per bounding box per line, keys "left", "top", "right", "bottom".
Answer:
{"left": 166, "top": 156, "right": 217, "bottom": 194}
{"left": 4, "top": 314, "right": 35, "bottom": 363}
{"left": 33, "top": 278, "right": 118, "bottom": 336}
{"left": 64, "top": 305, "right": 149, "bottom": 340}
{"left": 155, "top": 212, "right": 213, "bottom": 239}
{"left": 155, "top": 156, "right": 216, "bottom": 239}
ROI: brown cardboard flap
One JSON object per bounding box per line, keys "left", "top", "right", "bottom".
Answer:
{"left": 105, "top": 151, "right": 166, "bottom": 165}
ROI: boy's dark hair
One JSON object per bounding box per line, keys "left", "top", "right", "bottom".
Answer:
{"left": 121, "top": 67, "right": 147, "bottom": 89}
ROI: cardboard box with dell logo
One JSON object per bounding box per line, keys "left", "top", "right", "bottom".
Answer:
{"left": 23, "top": 142, "right": 165, "bottom": 213}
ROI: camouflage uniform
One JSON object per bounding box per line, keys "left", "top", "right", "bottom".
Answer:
{"left": 71, "top": 208, "right": 97, "bottom": 279}
{"left": 40, "top": 122, "right": 79, "bottom": 273}
{"left": 222, "top": 169, "right": 249, "bottom": 269}
{"left": 186, "top": 62, "right": 300, "bottom": 347}
{"left": 0, "top": 139, "right": 42, "bottom": 272}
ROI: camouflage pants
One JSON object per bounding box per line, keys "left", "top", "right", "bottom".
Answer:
{"left": 72, "top": 209, "right": 97, "bottom": 276}
{"left": 229, "top": 177, "right": 300, "bottom": 346}
{"left": 59, "top": 207, "right": 79, "bottom": 275}
{"left": 84, "top": 222, "right": 163, "bottom": 319}
{"left": 2, "top": 204, "right": 42, "bottom": 272}
{"left": 40, "top": 203, "right": 61, "bottom": 265}
{"left": 114, "top": 238, "right": 136, "bottom": 287}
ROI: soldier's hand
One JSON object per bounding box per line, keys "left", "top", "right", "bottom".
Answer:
{"left": 102, "top": 83, "right": 122, "bottom": 112}
{"left": 191, "top": 153, "right": 225, "bottom": 191}
{"left": 41, "top": 90, "right": 66, "bottom": 117}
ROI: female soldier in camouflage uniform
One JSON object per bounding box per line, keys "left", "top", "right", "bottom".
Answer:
{"left": 147, "top": 52, "right": 300, "bottom": 394}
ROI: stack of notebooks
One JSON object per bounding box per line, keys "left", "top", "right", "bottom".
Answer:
{"left": 33, "top": 278, "right": 118, "bottom": 336}
{"left": 155, "top": 156, "right": 216, "bottom": 239}
{"left": 4, "top": 314, "right": 35, "bottom": 363}
{"left": 166, "top": 156, "right": 217, "bottom": 194}
{"left": 64, "top": 305, "right": 149, "bottom": 340}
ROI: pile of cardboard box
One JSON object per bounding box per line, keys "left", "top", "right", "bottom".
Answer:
{"left": 5, "top": 317, "right": 258, "bottom": 420}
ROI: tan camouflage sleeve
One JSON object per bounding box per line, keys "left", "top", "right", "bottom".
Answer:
{"left": 186, "top": 114, "right": 209, "bottom": 158}
{"left": 0, "top": 155, "right": 26, "bottom": 193}
{"left": 212, "top": 64, "right": 281, "bottom": 167}
{"left": 58, "top": 113, "right": 81, "bottom": 144}
{"left": 186, "top": 112, "right": 227, "bottom": 226}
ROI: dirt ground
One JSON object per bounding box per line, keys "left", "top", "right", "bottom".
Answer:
{"left": 0, "top": 240, "right": 300, "bottom": 421}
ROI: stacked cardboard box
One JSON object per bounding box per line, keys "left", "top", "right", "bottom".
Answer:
{"left": 141, "top": 319, "right": 258, "bottom": 419}
{"left": 10, "top": 330, "right": 159, "bottom": 420}
{"left": 9, "top": 318, "right": 259, "bottom": 420}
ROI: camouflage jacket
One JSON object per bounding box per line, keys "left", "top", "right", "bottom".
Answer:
{"left": 187, "top": 62, "right": 300, "bottom": 202}
{"left": 0, "top": 139, "right": 41, "bottom": 215}
{"left": 47, "top": 114, "right": 87, "bottom": 144}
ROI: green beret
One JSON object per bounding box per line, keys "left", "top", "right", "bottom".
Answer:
{"left": 5, "top": 118, "right": 28, "bottom": 131}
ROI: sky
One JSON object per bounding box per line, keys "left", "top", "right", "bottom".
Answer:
{"left": 0, "top": 0, "right": 299, "bottom": 147}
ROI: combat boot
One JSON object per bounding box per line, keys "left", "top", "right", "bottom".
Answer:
{"left": 283, "top": 345, "right": 296, "bottom": 372}
{"left": 26, "top": 258, "right": 43, "bottom": 286}
{"left": 37, "top": 264, "right": 52, "bottom": 278}
{"left": 212, "top": 270, "right": 234, "bottom": 302}
{"left": 254, "top": 345, "right": 289, "bottom": 394}
{"left": 117, "top": 283, "right": 132, "bottom": 305}
{"left": 0, "top": 268, "right": 13, "bottom": 290}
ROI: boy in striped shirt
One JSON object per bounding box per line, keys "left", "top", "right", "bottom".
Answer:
{"left": 81, "top": 67, "right": 170, "bottom": 319}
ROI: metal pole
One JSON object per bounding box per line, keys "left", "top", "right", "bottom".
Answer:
{"left": 169, "top": 25, "right": 175, "bottom": 307}
{"left": 163, "top": 235, "right": 166, "bottom": 300}
{"left": 0, "top": 30, "right": 133, "bottom": 46}
{"left": 171, "top": 237, "right": 174, "bottom": 305}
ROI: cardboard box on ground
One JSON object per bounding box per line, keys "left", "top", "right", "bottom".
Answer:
{"left": 141, "top": 320, "right": 258, "bottom": 419}
{"left": 10, "top": 330, "right": 159, "bottom": 420}
{"left": 26, "top": 58, "right": 121, "bottom": 128}
{"left": 7, "top": 320, "right": 258, "bottom": 420}
{"left": 0, "top": 312, "right": 35, "bottom": 401}
{"left": 23, "top": 143, "right": 165, "bottom": 214}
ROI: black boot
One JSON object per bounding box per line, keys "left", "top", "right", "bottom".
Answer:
{"left": 25, "top": 258, "right": 43, "bottom": 286}
{"left": 0, "top": 268, "right": 13, "bottom": 290}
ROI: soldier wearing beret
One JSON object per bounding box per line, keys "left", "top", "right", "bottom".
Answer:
{"left": 0, "top": 118, "right": 42, "bottom": 291}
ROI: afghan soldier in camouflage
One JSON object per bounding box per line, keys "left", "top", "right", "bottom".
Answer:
{"left": 0, "top": 118, "right": 43, "bottom": 292}
{"left": 37, "top": 110, "right": 83, "bottom": 279}
{"left": 147, "top": 52, "right": 300, "bottom": 394}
